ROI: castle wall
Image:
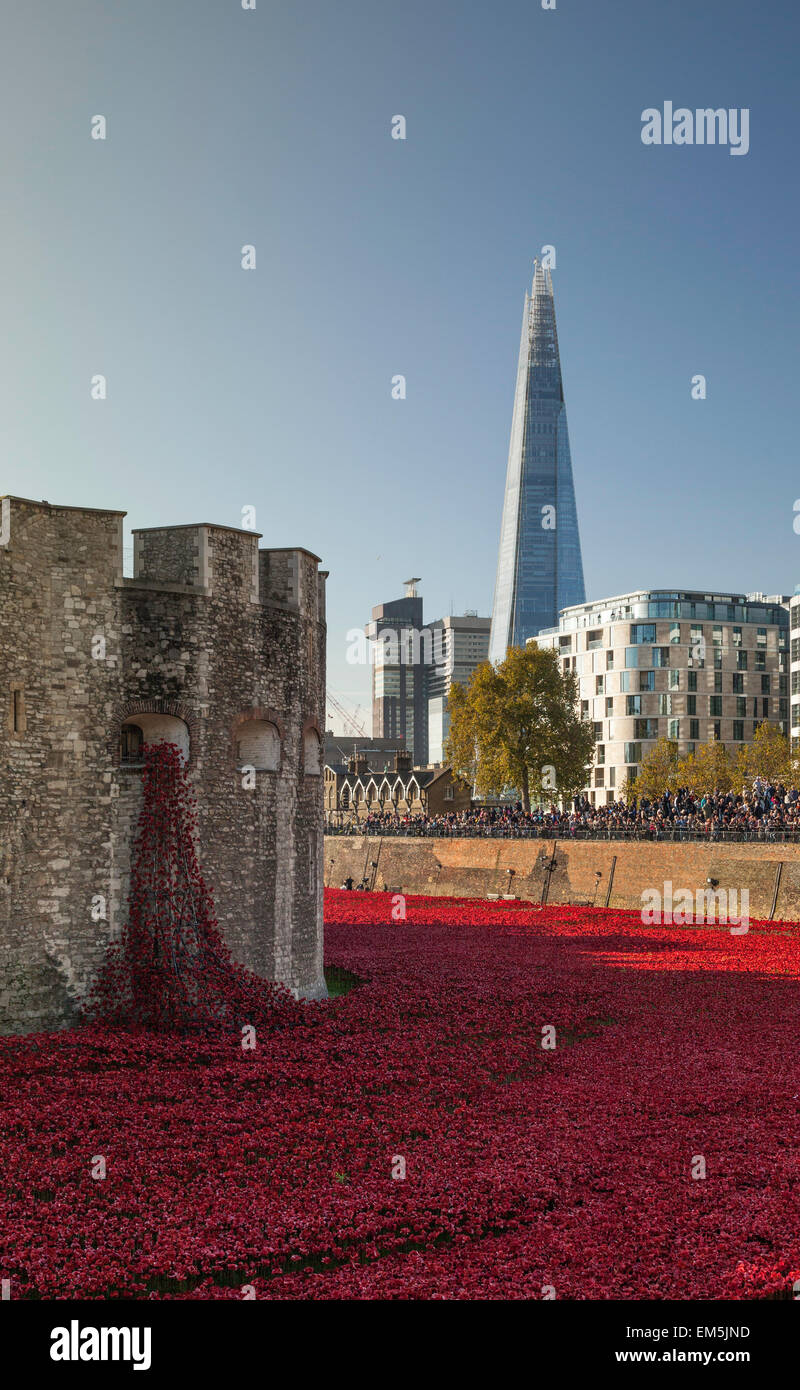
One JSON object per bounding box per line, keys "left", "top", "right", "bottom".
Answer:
{"left": 0, "top": 498, "right": 125, "bottom": 1031}
{"left": 0, "top": 498, "right": 326, "bottom": 1035}
{"left": 324, "top": 833, "right": 800, "bottom": 921}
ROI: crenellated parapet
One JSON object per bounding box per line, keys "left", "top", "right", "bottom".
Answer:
{"left": 0, "top": 496, "right": 327, "bottom": 1034}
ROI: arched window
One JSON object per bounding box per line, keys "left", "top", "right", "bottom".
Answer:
{"left": 304, "top": 726, "right": 321, "bottom": 774}
{"left": 340, "top": 785, "right": 351, "bottom": 810}
{"left": 236, "top": 719, "right": 280, "bottom": 772}
{"left": 120, "top": 713, "right": 189, "bottom": 763}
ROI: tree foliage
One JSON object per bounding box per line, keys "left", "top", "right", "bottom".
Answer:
{"left": 444, "top": 645, "right": 595, "bottom": 811}
{"left": 623, "top": 738, "right": 680, "bottom": 802}
{"left": 626, "top": 723, "right": 797, "bottom": 802}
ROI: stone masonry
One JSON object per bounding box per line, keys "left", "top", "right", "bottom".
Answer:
{"left": 0, "top": 496, "right": 327, "bottom": 1035}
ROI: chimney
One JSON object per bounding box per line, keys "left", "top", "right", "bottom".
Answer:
{"left": 348, "top": 753, "right": 369, "bottom": 776}
{"left": 394, "top": 749, "right": 412, "bottom": 774}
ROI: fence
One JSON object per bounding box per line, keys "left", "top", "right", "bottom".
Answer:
{"left": 324, "top": 820, "right": 800, "bottom": 845}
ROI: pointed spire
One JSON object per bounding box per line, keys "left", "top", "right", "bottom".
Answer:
{"left": 528, "top": 259, "right": 561, "bottom": 372}
{"left": 488, "top": 253, "right": 584, "bottom": 663}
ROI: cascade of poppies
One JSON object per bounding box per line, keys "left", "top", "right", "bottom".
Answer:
{"left": 86, "top": 740, "right": 296, "bottom": 1032}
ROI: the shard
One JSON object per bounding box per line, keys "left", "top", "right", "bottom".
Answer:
{"left": 488, "top": 259, "right": 585, "bottom": 664}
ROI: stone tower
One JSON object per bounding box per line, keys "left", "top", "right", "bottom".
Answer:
{"left": 0, "top": 496, "right": 327, "bottom": 1035}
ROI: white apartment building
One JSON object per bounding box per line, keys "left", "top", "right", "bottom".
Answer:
{"left": 532, "top": 589, "right": 789, "bottom": 803}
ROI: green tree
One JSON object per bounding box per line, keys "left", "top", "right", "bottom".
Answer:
{"left": 625, "top": 738, "right": 680, "bottom": 802}
{"left": 444, "top": 645, "right": 595, "bottom": 811}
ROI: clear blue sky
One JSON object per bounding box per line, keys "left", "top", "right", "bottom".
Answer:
{"left": 2, "top": 0, "right": 798, "bottom": 730}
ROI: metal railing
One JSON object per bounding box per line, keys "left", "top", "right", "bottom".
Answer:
{"left": 324, "top": 820, "right": 800, "bottom": 845}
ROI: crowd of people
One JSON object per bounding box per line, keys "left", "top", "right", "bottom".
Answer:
{"left": 327, "top": 777, "right": 800, "bottom": 842}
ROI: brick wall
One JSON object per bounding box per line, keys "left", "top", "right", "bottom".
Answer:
{"left": 324, "top": 835, "right": 800, "bottom": 920}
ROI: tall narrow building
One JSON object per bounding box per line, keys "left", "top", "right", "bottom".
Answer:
{"left": 488, "top": 259, "right": 585, "bottom": 664}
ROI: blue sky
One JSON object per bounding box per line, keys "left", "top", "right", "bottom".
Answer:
{"left": 2, "top": 0, "right": 798, "bottom": 731}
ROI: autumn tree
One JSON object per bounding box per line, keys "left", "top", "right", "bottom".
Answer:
{"left": 624, "top": 738, "right": 680, "bottom": 802}
{"left": 733, "top": 722, "right": 794, "bottom": 787}
{"left": 677, "top": 739, "right": 734, "bottom": 795}
{"left": 444, "top": 644, "right": 595, "bottom": 811}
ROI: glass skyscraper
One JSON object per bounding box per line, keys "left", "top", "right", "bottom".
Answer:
{"left": 488, "top": 259, "right": 585, "bottom": 664}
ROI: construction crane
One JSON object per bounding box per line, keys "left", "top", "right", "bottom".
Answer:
{"left": 326, "top": 690, "right": 367, "bottom": 738}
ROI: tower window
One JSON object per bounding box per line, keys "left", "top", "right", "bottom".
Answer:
{"left": 10, "top": 686, "right": 25, "bottom": 734}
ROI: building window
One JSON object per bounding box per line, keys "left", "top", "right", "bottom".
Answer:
{"left": 633, "top": 719, "right": 658, "bottom": 740}
{"left": 639, "top": 670, "right": 655, "bottom": 692}
{"left": 733, "top": 672, "right": 744, "bottom": 693}
{"left": 605, "top": 697, "right": 613, "bottom": 717}
{"left": 687, "top": 694, "right": 696, "bottom": 716}
{"left": 237, "top": 719, "right": 281, "bottom": 771}
{"left": 732, "top": 626, "right": 742, "bottom": 647}
{"left": 669, "top": 669, "right": 680, "bottom": 690}
{"left": 626, "top": 695, "right": 642, "bottom": 716}
{"left": 606, "top": 650, "right": 614, "bottom": 671}
{"left": 625, "top": 647, "right": 639, "bottom": 668}
{"left": 733, "top": 721, "right": 744, "bottom": 741}
{"left": 737, "top": 650, "right": 748, "bottom": 670}
{"left": 596, "top": 744, "right": 605, "bottom": 765}
{"left": 762, "top": 698, "right": 769, "bottom": 719}
{"left": 658, "top": 693, "right": 672, "bottom": 715}
{"left": 608, "top": 766, "right": 616, "bottom": 788}
{"left": 120, "top": 722, "right": 144, "bottom": 763}
{"left": 714, "top": 671, "right": 723, "bottom": 693}
{"left": 689, "top": 720, "right": 699, "bottom": 741}
{"left": 651, "top": 647, "right": 670, "bottom": 667}
{"left": 11, "top": 686, "right": 25, "bottom": 734}
{"left": 669, "top": 623, "right": 681, "bottom": 644}
{"left": 736, "top": 696, "right": 746, "bottom": 718}
{"left": 630, "top": 623, "right": 656, "bottom": 644}
{"left": 756, "top": 627, "right": 767, "bottom": 649}
{"left": 755, "top": 650, "right": 766, "bottom": 671}
{"left": 667, "top": 719, "right": 680, "bottom": 740}
{"left": 121, "top": 713, "right": 190, "bottom": 763}
{"left": 709, "top": 696, "right": 722, "bottom": 717}
{"left": 624, "top": 743, "right": 642, "bottom": 764}
{"left": 620, "top": 671, "right": 630, "bottom": 692}
{"left": 761, "top": 674, "right": 771, "bottom": 694}
{"left": 688, "top": 670, "right": 697, "bottom": 692}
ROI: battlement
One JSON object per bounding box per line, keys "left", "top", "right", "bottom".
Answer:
{"left": 0, "top": 495, "right": 125, "bottom": 580}
{"left": 0, "top": 495, "right": 327, "bottom": 1033}
{"left": 132, "top": 528, "right": 324, "bottom": 616}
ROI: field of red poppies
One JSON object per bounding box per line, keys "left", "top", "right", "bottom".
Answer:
{"left": 1, "top": 889, "right": 799, "bottom": 1300}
